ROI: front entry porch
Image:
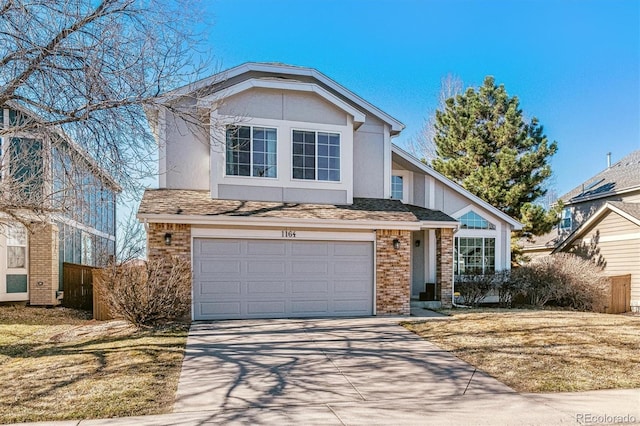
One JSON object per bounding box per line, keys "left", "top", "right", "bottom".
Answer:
{"left": 410, "top": 228, "right": 453, "bottom": 308}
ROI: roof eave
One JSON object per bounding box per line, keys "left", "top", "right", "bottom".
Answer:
{"left": 155, "top": 62, "right": 406, "bottom": 134}
{"left": 137, "top": 213, "right": 428, "bottom": 230}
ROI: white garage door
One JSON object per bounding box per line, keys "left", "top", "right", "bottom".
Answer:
{"left": 193, "top": 238, "right": 374, "bottom": 320}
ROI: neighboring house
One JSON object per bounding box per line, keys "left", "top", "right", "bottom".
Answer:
{"left": 521, "top": 150, "right": 640, "bottom": 312}
{"left": 138, "top": 62, "right": 522, "bottom": 320}
{"left": 0, "top": 106, "right": 119, "bottom": 305}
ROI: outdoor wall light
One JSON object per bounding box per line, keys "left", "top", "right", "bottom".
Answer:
{"left": 164, "top": 233, "right": 172, "bottom": 246}
{"left": 415, "top": 240, "right": 421, "bottom": 247}
{"left": 392, "top": 238, "right": 400, "bottom": 250}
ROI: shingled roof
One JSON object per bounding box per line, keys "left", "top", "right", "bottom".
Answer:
{"left": 562, "top": 150, "right": 640, "bottom": 203}
{"left": 138, "top": 189, "right": 457, "bottom": 225}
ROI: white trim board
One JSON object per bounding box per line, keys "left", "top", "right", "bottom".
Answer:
{"left": 191, "top": 227, "right": 376, "bottom": 241}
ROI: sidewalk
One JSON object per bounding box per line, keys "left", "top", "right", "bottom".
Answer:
{"left": 14, "top": 388, "right": 640, "bottom": 425}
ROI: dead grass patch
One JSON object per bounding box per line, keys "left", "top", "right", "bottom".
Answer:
{"left": 404, "top": 309, "right": 640, "bottom": 393}
{"left": 0, "top": 305, "right": 188, "bottom": 424}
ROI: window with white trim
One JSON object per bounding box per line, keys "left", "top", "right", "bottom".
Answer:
{"left": 391, "top": 175, "right": 403, "bottom": 200}
{"left": 226, "top": 125, "right": 277, "bottom": 178}
{"left": 6, "top": 222, "right": 27, "bottom": 269}
{"left": 459, "top": 211, "right": 496, "bottom": 230}
{"left": 292, "top": 130, "right": 340, "bottom": 181}
{"left": 560, "top": 207, "right": 572, "bottom": 230}
{"left": 454, "top": 237, "right": 495, "bottom": 275}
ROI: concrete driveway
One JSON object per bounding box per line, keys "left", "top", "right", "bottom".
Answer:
{"left": 174, "top": 317, "right": 525, "bottom": 424}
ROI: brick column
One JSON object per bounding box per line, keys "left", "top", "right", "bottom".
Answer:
{"left": 147, "top": 223, "right": 192, "bottom": 263}
{"left": 29, "top": 222, "right": 60, "bottom": 306}
{"left": 146, "top": 223, "right": 192, "bottom": 318}
{"left": 436, "top": 228, "right": 454, "bottom": 308}
{"left": 375, "top": 229, "right": 411, "bottom": 315}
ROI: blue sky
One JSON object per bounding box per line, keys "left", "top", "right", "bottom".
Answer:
{"left": 201, "top": 0, "right": 639, "bottom": 197}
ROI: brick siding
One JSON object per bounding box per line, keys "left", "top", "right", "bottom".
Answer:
{"left": 28, "top": 222, "right": 60, "bottom": 306}
{"left": 436, "top": 228, "right": 454, "bottom": 308}
{"left": 375, "top": 229, "right": 411, "bottom": 315}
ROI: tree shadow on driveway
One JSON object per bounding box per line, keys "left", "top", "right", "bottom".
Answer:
{"left": 174, "top": 318, "right": 514, "bottom": 423}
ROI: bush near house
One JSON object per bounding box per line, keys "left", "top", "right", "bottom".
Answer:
{"left": 96, "top": 257, "right": 191, "bottom": 328}
{"left": 456, "top": 254, "right": 607, "bottom": 312}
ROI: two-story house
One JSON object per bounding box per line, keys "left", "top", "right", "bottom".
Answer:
{"left": 138, "top": 63, "right": 522, "bottom": 320}
{"left": 0, "top": 106, "right": 119, "bottom": 305}
{"left": 522, "top": 150, "right": 640, "bottom": 312}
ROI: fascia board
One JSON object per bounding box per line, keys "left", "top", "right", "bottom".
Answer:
{"left": 199, "top": 78, "right": 367, "bottom": 124}
{"left": 608, "top": 204, "right": 640, "bottom": 227}
{"left": 420, "top": 220, "right": 459, "bottom": 229}
{"left": 137, "top": 213, "right": 424, "bottom": 231}
{"left": 391, "top": 144, "right": 524, "bottom": 231}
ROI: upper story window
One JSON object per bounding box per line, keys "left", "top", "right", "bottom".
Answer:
{"left": 458, "top": 211, "right": 496, "bottom": 230}
{"left": 391, "top": 175, "right": 403, "bottom": 200}
{"left": 292, "top": 130, "right": 340, "bottom": 182}
{"left": 560, "top": 207, "right": 572, "bottom": 230}
{"left": 226, "top": 125, "right": 277, "bottom": 178}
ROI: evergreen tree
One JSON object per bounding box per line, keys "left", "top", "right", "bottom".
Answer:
{"left": 432, "top": 76, "right": 559, "bottom": 237}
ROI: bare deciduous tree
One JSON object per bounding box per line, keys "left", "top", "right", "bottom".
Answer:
{"left": 0, "top": 0, "right": 212, "bottom": 220}
{"left": 407, "top": 73, "right": 463, "bottom": 164}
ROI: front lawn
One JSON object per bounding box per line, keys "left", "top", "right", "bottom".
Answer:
{"left": 404, "top": 309, "right": 640, "bottom": 393}
{"left": 0, "top": 305, "right": 188, "bottom": 424}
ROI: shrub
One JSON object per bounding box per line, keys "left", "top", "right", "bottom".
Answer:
{"left": 96, "top": 257, "right": 191, "bottom": 328}
{"left": 510, "top": 263, "right": 563, "bottom": 307}
{"left": 492, "top": 271, "right": 524, "bottom": 308}
{"left": 512, "top": 253, "right": 607, "bottom": 311}
{"left": 455, "top": 274, "right": 495, "bottom": 307}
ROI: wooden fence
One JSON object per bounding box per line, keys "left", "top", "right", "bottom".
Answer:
{"left": 92, "top": 269, "right": 113, "bottom": 321}
{"left": 606, "top": 274, "right": 631, "bottom": 314}
{"left": 62, "top": 262, "right": 96, "bottom": 311}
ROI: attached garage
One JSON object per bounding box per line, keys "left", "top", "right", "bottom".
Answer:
{"left": 192, "top": 238, "right": 374, "bottom": 320}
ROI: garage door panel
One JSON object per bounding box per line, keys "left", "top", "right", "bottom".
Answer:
{"left": 291, "top": 242, "right": 329, "bottom": 256}
{"left": 333, "top": 242, "right": 371, "bottom": 256}
{"left": 333, "top": 299, "right": 370, "bottom": 313}
{"left": 247, "top": 281, "right": 286, "bottom": 294}
{"left": 291, "top": 261, "right": 329, "bottom": 274}
{"left": 247, "top": 261, "right": 285, "bottom": 274}
{"left": 199, "top": 240, "right": 242, "bottom": 255}
{"left": 246, "top": 240, "right": 286, "bottom": 255}
{"left": 291, "top": 280, "right": 329, "bottom": 293}
{"left": 334, "top": 280, "right": 370, "bottom": 293}
{"left": 200, "top": 302, "right": 241, "bottom": 316}
{"left": 201, "top": 260, "right": 241, "bottom": 274}
{"left": 193, "top": 238, "right": 373, "bottom": 320}
{"left": 334, "top": 261, "right": 370, "bottom": 275}
{"left": 291, "top": 300, "right": 329, "bottom": 313}
{"left": 247, "top": 301, "right": 286, "bottom": 314}
{"left": 200, "top": 281, "right": 242, "bottom": 295}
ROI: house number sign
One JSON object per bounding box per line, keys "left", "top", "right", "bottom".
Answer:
{"left": 281, "top": 229, "right": 297, "bottom": 238}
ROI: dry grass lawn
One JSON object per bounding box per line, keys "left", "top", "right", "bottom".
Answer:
{"left": 0, "top": 305, "right": 188, "bottom": 424}
{"left": 404, "top": 309, "right": 640, "bottom": 393}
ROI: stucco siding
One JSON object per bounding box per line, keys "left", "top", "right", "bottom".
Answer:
{"left": 353, "top": 116, "right": 385, "bottom": 199}
{"left": 218, "top": 184, "right": 348, "bottom": 204}
{"left": 218, "top": 88, "right": 347, "bottom": 125}
{"left": 413, "top": 174, "right": 425, "bottom": 207}
{"left": 164, "top": 110, "right": 210, "bottom": 190}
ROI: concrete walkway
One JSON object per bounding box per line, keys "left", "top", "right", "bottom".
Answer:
{"left": 16, "top": 316, "right": 640, "bottom": 425}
